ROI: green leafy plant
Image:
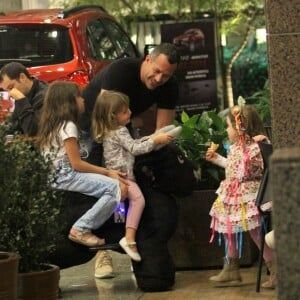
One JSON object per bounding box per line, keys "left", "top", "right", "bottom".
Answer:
{"left": 174, "top": 110, "right": 228, "bottom": 189}
{"left": 0, "top": 124, "right": 63, "bottom": 273}
{"left": 224, "top": 43, "right": 268, "bottom": 100}
{"left": 247, "top": 79, "right": 271, "bottom": 125}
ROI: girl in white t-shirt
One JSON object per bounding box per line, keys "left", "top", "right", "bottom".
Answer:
{"left": 37, "top": 81, "right": 128, "bottom": 248}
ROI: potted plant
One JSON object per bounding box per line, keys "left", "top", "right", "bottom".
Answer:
{"left": 0, "top": 123, "right": 63, "bottom": 299}
{"left": 174, "top": 110, "right": 228, "bottom": 190}
{"left": 0, "top": 251, "right": 19, "bottom": 300}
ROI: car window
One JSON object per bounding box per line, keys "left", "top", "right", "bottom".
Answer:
{"left": 102, "top": 19, "right": 138, "bottom": 58}
{"left": 86, "top": 19, "right": 118, "bottom": 60}
{"left": 0, "top": 25, "right": 73, "bottom": 68}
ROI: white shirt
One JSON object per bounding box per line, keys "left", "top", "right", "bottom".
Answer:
{"left": 43, "top": 121, "right": 78, "bottom": 169}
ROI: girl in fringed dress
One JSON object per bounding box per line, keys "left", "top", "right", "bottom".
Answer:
{"left": 205, "top": 99, "right": 275, "bottom": 289}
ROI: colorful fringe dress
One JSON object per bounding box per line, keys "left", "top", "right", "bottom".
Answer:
{"left": 209, "top": 141, "right": 263, "bottom": 256}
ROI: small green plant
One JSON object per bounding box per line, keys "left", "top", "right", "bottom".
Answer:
{"left": 174, "top": 110, "right": 228, "bottom": 189}
{"left": 248, "top": 79, "right": 271, "bottom": 125}
{"left": 0, "top": 124, "right": 63, "bottom": 273}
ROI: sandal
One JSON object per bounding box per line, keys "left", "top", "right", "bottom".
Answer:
{"left": 119, "top": 237, "right": 141, "bottom": 262}
{"left": 68, "top": 228, "right": 105, "bottom": 247}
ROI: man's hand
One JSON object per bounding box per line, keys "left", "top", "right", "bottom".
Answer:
{"left": 9, "top": 88, "right": 25, "bottom": 100}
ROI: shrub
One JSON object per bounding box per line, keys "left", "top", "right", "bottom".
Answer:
{"left": 0, "top": 124, "right": 63, "bottom": 272}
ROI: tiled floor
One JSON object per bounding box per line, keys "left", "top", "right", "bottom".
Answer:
{"left": 59, "top": 252, "right": 277, "bottom": 300}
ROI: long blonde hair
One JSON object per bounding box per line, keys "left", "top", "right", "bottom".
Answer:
{"left": 92, "top": 90, "right": 129, "bottom": 142}
{"left": 37, "top": 81, "right": 81, "bottom": 149}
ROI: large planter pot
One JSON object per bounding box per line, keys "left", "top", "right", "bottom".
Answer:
{"left": 18, "top": 264, "right": 60, "bottom": 300}
{"left": 169, "top": 190, "right": 258, "bottom": 269}
{"left": 0, "top": 252, "right": 19, "bottom": 300}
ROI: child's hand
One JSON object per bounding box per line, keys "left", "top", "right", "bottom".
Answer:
{"left": 205, "top": 147, "right": 218, "bottom": 162}
{"left": 107, "top": 170, "right": 129, "bottom": 184}
{"left": 253, "top": 134, "right": 269, "bottom": 143}
{"left": 152, "top": 133, "right": 173, "bottom": 145}
{"left": 205, "top": 142, "right": 219, "bottom": 162}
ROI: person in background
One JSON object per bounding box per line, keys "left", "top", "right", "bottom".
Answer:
{"left": 92, "top": 90, "right": 181, "bottom": 262}
{"left": 81, "top": 42, "right": 180, "bottom": 279}
{"left": 205, "top": 103, "right": 276, "bottom": 289}
{"left": 0, "top": 62, "right": 47, "bottom": 136}
{"left": 37, "top": 81, "right": 128, "bottom": 248}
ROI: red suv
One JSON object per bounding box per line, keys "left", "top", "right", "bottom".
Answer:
{"left": 0, "top": 5, "right": 139, "bottom": 87}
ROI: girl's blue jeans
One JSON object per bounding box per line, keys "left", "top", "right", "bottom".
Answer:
{"left": 54, "top": 168, "right": 120, "bottom": 232}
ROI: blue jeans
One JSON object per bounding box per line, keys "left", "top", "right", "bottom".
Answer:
{"left": 54, "top": 167, "right": 120, "bottom": 232}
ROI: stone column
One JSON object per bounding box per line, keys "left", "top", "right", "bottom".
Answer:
{"left": 265, "top": 1, "right": 300, "bottom": 299}
{"left": 271, "top": 149, "right": 300, "bottom": 299}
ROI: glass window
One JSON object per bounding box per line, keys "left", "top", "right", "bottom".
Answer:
{"left": 86, "top": 20, "right": 118, "bottom": 60}
{"left": 0, "top": 25, "right": 73, "bottom": 67}
{"left": 102, "top": 19, "right": 138, "bottom": 58}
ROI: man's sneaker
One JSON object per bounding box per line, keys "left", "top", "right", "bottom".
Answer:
{"left": 94, "top": 250, "right": 115, "bottom": 279}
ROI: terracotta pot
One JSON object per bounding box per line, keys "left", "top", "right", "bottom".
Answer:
{"left": 18, "top": 264, "right": 60, "bottom": 300}
{"left": 0, "top": 252, "right": 19, "bottom": 300}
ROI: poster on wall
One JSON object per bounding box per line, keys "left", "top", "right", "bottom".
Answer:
{"left": 161, "top": 20, "right": 217, "bottom": 117}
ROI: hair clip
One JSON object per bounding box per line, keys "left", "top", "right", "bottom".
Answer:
{"left": 232, "top": 96, "right": 248, "bottom": 145}
{"left": 237, "top": 96, "right": 246, "bottom": 108}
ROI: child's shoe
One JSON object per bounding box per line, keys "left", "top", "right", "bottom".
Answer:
{"left": 119, "top": 237, "right": 141, "bottom": 262}
{"left": 209, "top": 257, "right": 242, "bottom": 287}
{"left": 68, "top": 228, "right": 105, "bottom": 247}
{"left": 262, "top": 260, "right": 276, "bottom": 289}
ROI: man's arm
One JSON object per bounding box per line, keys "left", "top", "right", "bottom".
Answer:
{"left": 11, "top": 90, "right": 44, "bottom": 136}
{"left": 156, "top": 108, "right": 175, "bottom": 130}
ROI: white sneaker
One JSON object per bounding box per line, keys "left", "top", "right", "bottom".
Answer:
{"left": 154, "top": 126, "right": 182, "bottom": 150}
{"left": 154, "top": 125, "right": 176, "bottom": 134}
{"left": 94, "top": 250, "right": 115, "bottom": 279}
{"left": 167, "top": 125, "right": 182, "bottom": 138}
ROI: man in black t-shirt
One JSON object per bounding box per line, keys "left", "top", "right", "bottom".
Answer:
{"left": 81, "top": 43, "right": 180, "bottom": 133}
{"left": 80, "top": 43, "right": 180, "bottom": 280}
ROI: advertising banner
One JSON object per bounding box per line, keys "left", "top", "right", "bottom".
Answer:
{"left": 161, "top": 20, "right": 217, "bottom": 116}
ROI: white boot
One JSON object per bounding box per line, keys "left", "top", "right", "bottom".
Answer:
{"left": 209, "top": 258, "right": 242, "bottom": 287}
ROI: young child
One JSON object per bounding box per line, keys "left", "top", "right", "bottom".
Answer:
{"left": 205, "top": 103, "right": 275, "bottom": 289}
{"left": 37, "top": 81, "right": 128, "bottom": 248}
{"left": 92, "top": 90, "right": 181, "bottom": 261}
